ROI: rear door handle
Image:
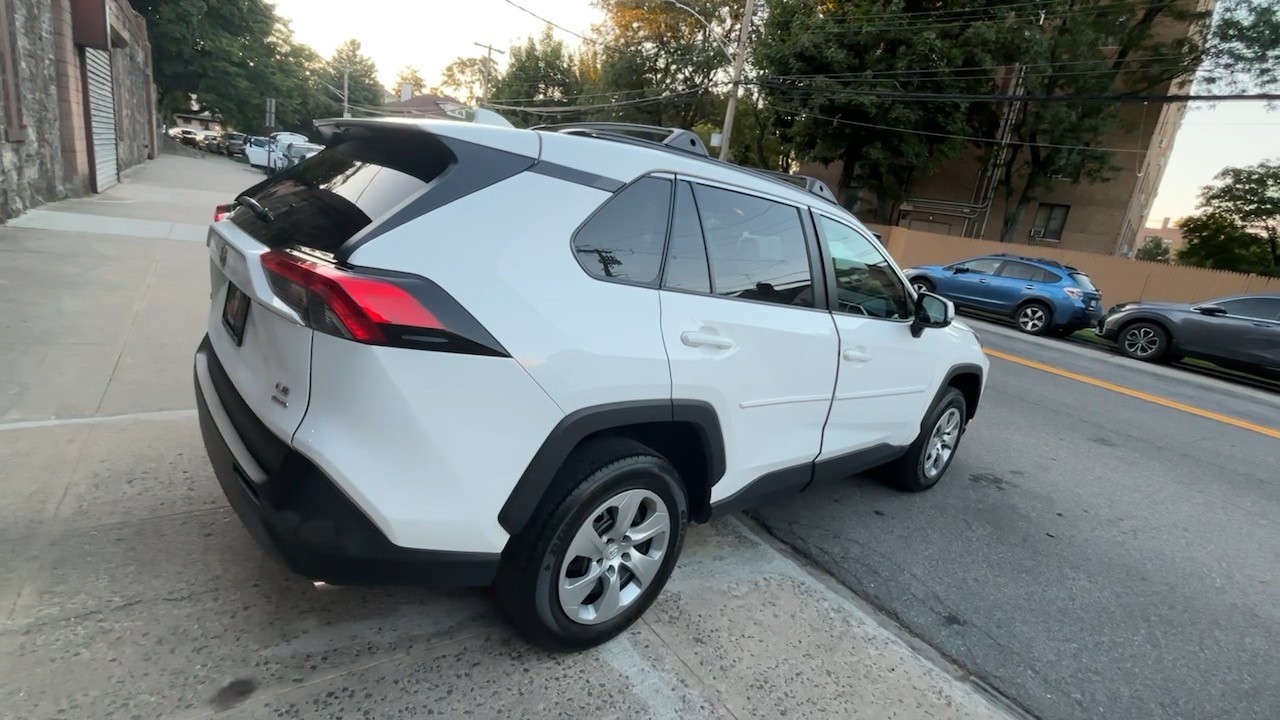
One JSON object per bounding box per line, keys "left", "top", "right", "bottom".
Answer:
{"left": 843, "top": 349, "right": 872, "bottom": 362}
{"left": 1024, "top": 284, "right": 1036, "bottom": 290}
{"left": 681, "top": 331, "right": 734, "bottom": 350}
{"left": 978, "top": 279, "right": 989, "bottom": 284}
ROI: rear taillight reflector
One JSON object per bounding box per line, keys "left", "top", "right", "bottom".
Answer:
{"left": 1064, "top": 287, "right": 1084, "bottom": 299}
{"left": 261, "top": 250, "right": 442, "bottom": 344}
{"left": 214, "top": 203, "right": 235, "bottom": 222}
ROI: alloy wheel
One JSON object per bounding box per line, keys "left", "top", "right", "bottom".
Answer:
{"left": 558, "top": 489, "right": 672, "bottom": 625}
{"left": 1123, "top": 326, "right": 1161, "bottom": 358}
{"left": 912, "top": 281, "right": 931, "bottom": 295}
{"left": 922, "top": 407, "right": 962, "bottom": 479}
{"left": 1018, "top": 306, "right": 1048, "bottom": 333}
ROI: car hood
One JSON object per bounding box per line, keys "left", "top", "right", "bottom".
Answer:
{"left": 1110, "top": 300, "right": 1191, "bottom": 312}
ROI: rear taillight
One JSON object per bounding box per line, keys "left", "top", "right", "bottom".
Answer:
{"left": 214, "top": 203, "right": 235, "bottom": 222}
{"left": 1064, "top": 287, "right": 1084, "bottom": 300}
{"left": 260, "top": 249, "right": 507, "bottom": 356}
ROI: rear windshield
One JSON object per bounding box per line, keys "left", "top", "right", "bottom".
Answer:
{"left": 230, "top": 133, "right": 454, "bottom": 254}
{"left": 1069, "top": 272, "right": 1097, "bottom": 292}
{"left": 228, "top": 133, "right": 245, "bottom": 141}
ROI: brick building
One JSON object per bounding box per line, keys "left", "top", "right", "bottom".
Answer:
{"left": 0, "top": 0, "right": 158, "bottom": 222}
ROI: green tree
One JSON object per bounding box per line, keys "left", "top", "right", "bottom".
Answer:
{"left": 755, "top": 0, "right": 1009, "bottom": 221}
{"left": 1176, "top": 160, "right": 1280, "bottom": 275}
{"left": 1134, "top": 237, "right": 1171, "bottom": 263}
{"left": 130, "top": 0, "right": 280, "bottom": 129}
{"left": 489, "top": 27, "right": 585, "bottom": 126}
{"left": 393, "top": 66, "right": 427, "bottom": 97}
{"left": 434, "top": 56, "right": 500, "bottom": 104}
{"left": 323, "top": 39, "right": 384, "bottom": 115}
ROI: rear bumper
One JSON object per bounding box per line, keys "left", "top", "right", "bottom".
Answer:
{"left": 193, "top": 336, "right": 499, "bottom": 588}
{"left": 1056, "top": 305, "right": 1102, "bottom": 332}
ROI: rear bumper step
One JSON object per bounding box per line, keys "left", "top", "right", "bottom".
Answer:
{"left": 193, "top": 336, "right": 499, "bottom": 588}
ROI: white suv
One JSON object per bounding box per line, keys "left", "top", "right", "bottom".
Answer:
{"left": 195, "top": 118, "right": 988, "bottom": 651}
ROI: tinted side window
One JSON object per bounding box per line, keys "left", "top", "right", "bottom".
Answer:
{"left": 692, "top": 184, "right": 813, "bottom": 308}
{"left": 662, "top": 182, "right": 711, "bottom": 293}
{"left": 1218, "top": 298, "right": 1280, "bottom": 320}
{"left": 573, "top": 177, "right": 672, "bottom": 284}
{"left": 997, "top": 261, "right": 1041, "bottom": 281}
{"left": 955, "top": 258, "right": 1003, "bottom": 275}
{"left": 818, "top": 215, "right": 912, "bottom": 320}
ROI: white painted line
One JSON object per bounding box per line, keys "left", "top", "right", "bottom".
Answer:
{"left": 599, "top": 636, "right": 695, "bottom": 720}
{"left": 0, "top": 409, "right": 197, "bottom": 432}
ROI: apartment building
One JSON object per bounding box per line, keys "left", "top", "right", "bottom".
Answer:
{"left": 798, "top": 7, "right": 1209, "bottom": 257}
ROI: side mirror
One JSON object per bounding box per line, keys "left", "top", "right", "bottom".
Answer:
{"left": 912, "top": 291, "right": 955, "bottom": 337}
{"left": 1193, "top": 304, "right": 1227, "bottom": 316}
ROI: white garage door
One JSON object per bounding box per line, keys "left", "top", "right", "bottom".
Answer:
{"left": 85, "top": 48, "right": 119, "bottom": 193}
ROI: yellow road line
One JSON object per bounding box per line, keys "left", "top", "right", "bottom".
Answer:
{"left": 983, "top": 348, "right": 1280, "bottom": 440}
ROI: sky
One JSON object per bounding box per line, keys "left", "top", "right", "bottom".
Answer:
{"left": 269, "top": 0, "right": 1278, "bottom": 229}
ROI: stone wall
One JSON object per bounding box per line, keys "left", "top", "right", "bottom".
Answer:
{"left": 0, "top": 0, "right": 65, "bottom": 221}
{"left": 0, "top": 0, "right": 157, "bottom": 223}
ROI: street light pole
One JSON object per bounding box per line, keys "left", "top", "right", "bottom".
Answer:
{"left": 719, "top": 0, "right": 756, "bottom": 161}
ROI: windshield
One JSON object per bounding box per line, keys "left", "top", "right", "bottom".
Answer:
{"left": 1069, "top": 272, "right": 1097, "bottom": 292}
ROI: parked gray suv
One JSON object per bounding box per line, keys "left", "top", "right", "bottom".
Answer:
{"left": 1096, "top": 293, "right": 1280, "bottom": 376}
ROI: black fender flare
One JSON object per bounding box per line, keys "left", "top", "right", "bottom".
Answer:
{"left": 497, "top": 399, "right": 726, "bottom": 537}
{"left": 928, "top": 363, "right": 985, "bottom": 424}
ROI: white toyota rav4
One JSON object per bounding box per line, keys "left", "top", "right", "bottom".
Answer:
{"left": 195, "top": 118, "right": 989, "bottom": 651}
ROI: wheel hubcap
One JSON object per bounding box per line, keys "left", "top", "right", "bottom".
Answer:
{"left": 1123, "top": 327, "right": 1159, "bottom": 357}
{"left": 922, "top": 408, "right": 962, "bottom": 479}
{"left": 1018, "top": 307, "right": 1047, "bottom": 332}
{"left": 558, "top": 488, "right": 672, "bottom": 625}
{"left": 912, "top": 282, "right": 929, "bottom": 294}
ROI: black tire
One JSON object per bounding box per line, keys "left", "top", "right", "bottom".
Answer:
{"left": 495, "top": 437, "right": 688, "bottom": 652}
{"left": 880, "top": 387, "right": 968, "bottom": 493}
{"left": 1118, "top": 321, "right": 1170, "bottom": 363}
{"left": 910, "top": 277, "right": 934, "bottom": 295}
{"left": 1048, "top": 326, "right": 1076, "bottom": 339}
{"left": 1014, "top": 301, "right": 1053, "bottom": 336}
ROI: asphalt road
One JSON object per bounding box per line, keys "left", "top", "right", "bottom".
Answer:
{"left": 754, "top": 317, "right": 1280, "bottom": 720}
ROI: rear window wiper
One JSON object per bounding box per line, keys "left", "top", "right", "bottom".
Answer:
{"left": 236, "top": 195, "right": 274, "bottom": 223}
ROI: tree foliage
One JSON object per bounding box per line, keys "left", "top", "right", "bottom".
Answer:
{"left": 130, "top": 0, "right": 381, "bottom": 136}
{"left": 436, "top": 56, "right": 501, "bottom": 105}
{"left": 1134, "top": 237, "right": 1171, "bottom": 263}
{"left": 1176, "top": 161, "right": 1280, "bottom": 276}
{"left": 394, "top": 66, "right": 427, "bottom": 97}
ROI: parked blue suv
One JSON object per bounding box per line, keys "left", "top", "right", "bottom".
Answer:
{"left": 903, "top": 253, "right": 1103, "bottom": 336}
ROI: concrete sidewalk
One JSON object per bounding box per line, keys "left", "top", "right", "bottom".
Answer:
{"left": 0, "top": 154, "right": 1019, "bottom": 720}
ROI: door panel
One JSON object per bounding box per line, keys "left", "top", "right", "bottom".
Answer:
{"left": 813, "top": 214, "right": 936, "bottom": 457}
{"left": 940, "top": 258, "right": 1004, "bottom": 310}
{"left": 661, "top": 179, "right": 838, "bottom": 503}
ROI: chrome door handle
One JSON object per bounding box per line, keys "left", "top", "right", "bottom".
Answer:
{"left": 1024, "top": 284, "right": 1036, "bottom": 290}
{"left": 843, "top": 349, "right": 872, "bottom": 362}
{"left": 681, "top": 331, "right": 734, "bottom": 349}
{"left": 978, "top": 279, "right": 989, "bottom": 284}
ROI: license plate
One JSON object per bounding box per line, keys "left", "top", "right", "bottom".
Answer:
{"left": 222, "top": 282, "right": 251, "bottom": 346}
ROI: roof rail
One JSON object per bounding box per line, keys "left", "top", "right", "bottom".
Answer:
{"left": 531, "top": 121, "right": 844, "bottom": 208}
{"left": 991, "top": 252, "right": 1070, "bottom": 270}
{"left": 531, "top": 122, "right": 710, "bottom": 157}
{"left": 747, "top": 168, "right": 838, "bottom": 203}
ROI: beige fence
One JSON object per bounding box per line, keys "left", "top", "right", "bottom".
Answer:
{"left": 867, "top": 224, "right": 1280, "bottom": 304}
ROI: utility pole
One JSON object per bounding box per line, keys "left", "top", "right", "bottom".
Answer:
{"left": 719, "top": 0, "right": 756, "bottom": 162}
{"left": 473, "top": 42, "right": 505, "bottom": 106}
{"left": 342, "top": 66, "right": 351, "bottom": 118}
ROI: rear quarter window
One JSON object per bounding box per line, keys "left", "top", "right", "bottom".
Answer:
{"left": 1069, "top": 272, "right": 1097, "bottom": 292}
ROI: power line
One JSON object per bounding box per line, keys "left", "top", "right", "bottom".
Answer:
{"left": 801, "top": 0, "right": 1180, "bottom": 23}
{"left": 498, "top": 0, "right": 602, "bottom": 45}
{"left": 753, "top": 81, "right": 1280, "bottom": 104}
{"left": 762, "top": 102, "right": 1148, "bottom": 154}
{"left": 484, "top": 86, "right": 714, "bottom": 114}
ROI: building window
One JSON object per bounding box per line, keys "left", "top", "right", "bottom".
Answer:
{"left": 1031, "top": 204, "right": 1069, "bottom": 241}
{"left": 0, "top": 0, "right": 27, "bottom": 142}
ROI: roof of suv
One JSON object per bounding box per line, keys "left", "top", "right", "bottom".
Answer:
{"left": 313, "top": 117, "right": 869, "bottom": 231}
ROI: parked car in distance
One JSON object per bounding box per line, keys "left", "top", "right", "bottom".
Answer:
{"left": 197, "top": 117, "right": 989, "bottom": 653}
{"left": 273, "top": 141, "right": 324, "bottom": 172}
{"left": 202, "top": 131, "right": 224, "bottom": 153}
{"left": 904, "top": 253, "right": 1102, "bottom": 336}
{"left": 1095, "top": 293, "right": 1280, "bottom": 376}
{"left": 243, "top": 136, "right": 271, "bottom": 168}
{"left": 225, "top": 132, "right": 247, "bottom": 156}
{"left": 178, "top": 128, "right": 200, "bottom": 147}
